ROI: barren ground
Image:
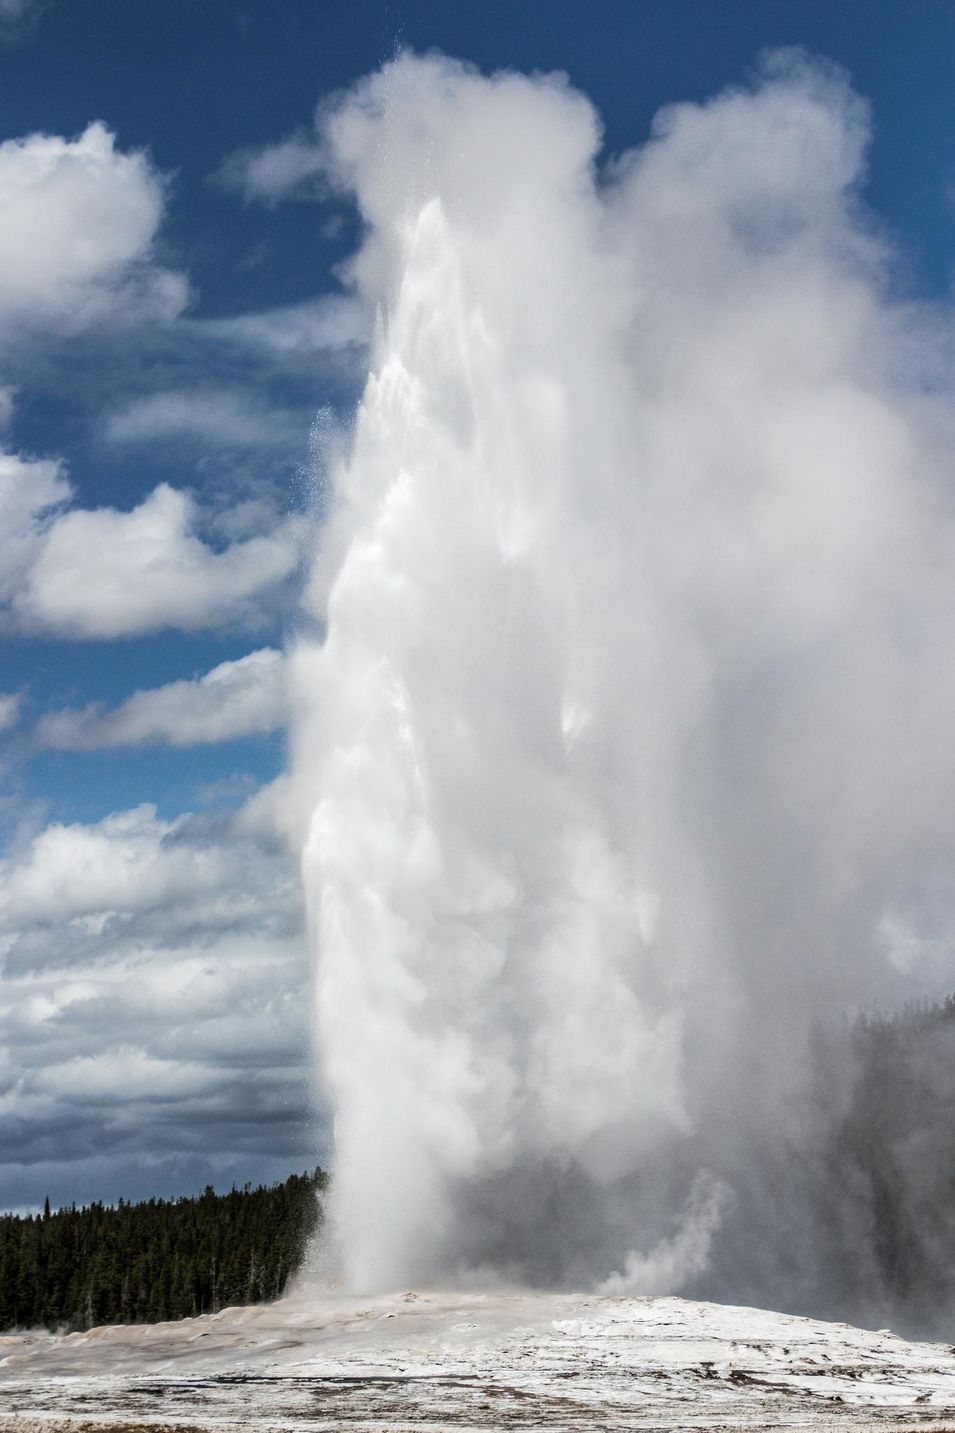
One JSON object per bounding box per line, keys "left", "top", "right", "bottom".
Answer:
{"left": 2, "top": 1289, "right": 955, "bottom": 1431}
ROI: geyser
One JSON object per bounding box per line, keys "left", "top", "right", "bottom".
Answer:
{"left": 290, "top": 51, "right": 955, "bottom": 1310}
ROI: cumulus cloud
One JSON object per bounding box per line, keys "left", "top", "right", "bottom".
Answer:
{"left": 38, "top": 648, "right": 287, "bottom": 749}
{"left": 14, "top": 481, "right": 297, "bottom": 638}
{"left": 0, "top": 444, "right": 296, "bottom": 637}
{"left": 0, "top": 448, "right": 70, "bottom": 606}
{"left": 0, "top": 121, "right": 186, "bottom": 331}
{"left": 0, "top": 117, "right": 321, "bottom": 644}
{"left": 0, "top": 798, "right": 303, "bottom": 963}
{"left": 0, "top": 804, "right": 244, "bottom": 926}
{"left": 0, "top": 794, "right": 311, "bottom": 1205}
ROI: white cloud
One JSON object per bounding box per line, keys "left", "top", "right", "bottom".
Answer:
{"left": 33, "top": 1048, "right": 226, "bottom": 1104}
{"left": 0, "top": 121, "right": 186, "bottom": 331}
{"left": 0, "top": 446, "right": 297, "bottom": 638}
{"left": 217, "top": 132, "right": 324, "bottom": 204}
{"left": 15, "top": 481, "right": 297, "bottom": 638}
{"left": 0, "top": 799, "right": 300, "bottom": 943}
{"left": 0, "top": 803, "right": 235, "bottom": 925}
{"left": 0, "top": 448, "right": 71, "bottom": 606}
{"left": 0, "top": 115, "right": 313, "bottom": 642}
{"left": 233, "top": 774, "right": 293, "bottom": 839}
{"left": 103, "top": 389, "right": 304, "bottom": 451}
{"left": 194, "top": 294, "right": 368, "bottom": 355}
{"left": 0, "top": 793, "right": 312, "bottom": 1201}
{"left": 0, "top": 693, "right": 20, "bottom": 732}
{"left": 38, "top": 648, "right": 287, "bottom": 749}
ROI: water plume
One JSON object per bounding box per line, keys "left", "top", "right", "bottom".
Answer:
{"left": 289, "top": 50, "right": 955, "bottom": 1309}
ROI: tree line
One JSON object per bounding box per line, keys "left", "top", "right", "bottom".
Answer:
{"left": 0, "top": 1168, "right": 325, "bottom": 1331}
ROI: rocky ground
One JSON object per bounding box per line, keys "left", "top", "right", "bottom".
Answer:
{"left": 2, "top": 1288, "right": 955, "bottom": 1430}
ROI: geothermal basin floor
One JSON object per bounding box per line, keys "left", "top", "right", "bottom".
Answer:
{"left": 2, "top": 1290, "right": 955, "bottom": 1431}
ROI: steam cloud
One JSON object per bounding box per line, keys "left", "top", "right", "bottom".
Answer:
{"left": 290, "top": 51, "right": 955, "bottom": 1308}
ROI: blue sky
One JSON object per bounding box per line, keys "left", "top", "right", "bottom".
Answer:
{"left": 1, "top": 0, "right": 954, "bottom": 1211}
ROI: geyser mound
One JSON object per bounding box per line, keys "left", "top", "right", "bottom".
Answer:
{"left": 290, "top": 51, "right": 955, "bottom": 1319}
{"left": 7, "top": 1288, "right": 955, "bottom": 1430}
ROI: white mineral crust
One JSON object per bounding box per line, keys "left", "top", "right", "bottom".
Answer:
{"left": 3, "top": 1290, "right": 955, "bottom": 1429}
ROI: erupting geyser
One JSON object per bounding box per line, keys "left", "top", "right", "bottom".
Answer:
{"left": 290, "top": 52, "right": 955, "bottom": 1307}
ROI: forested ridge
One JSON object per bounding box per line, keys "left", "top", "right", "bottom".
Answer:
{"left": 0, "top": 1168, "right": 324, "bottom": 1331}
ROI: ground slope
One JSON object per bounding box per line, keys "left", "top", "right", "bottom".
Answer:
{"left": 2, "top": 1289, "right": 955, "bottom": 1430}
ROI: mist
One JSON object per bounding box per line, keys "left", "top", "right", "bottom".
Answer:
{"left": 289, "top": 50, "right": 955, "bottom": 1325}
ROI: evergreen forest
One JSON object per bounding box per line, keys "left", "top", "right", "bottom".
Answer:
{"left": 0, "top": 1168, "right": 324, "bottom": 1331}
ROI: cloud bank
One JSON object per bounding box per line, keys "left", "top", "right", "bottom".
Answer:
{"left": 288, "top": 49, "right": 955, "bottom": 1314}
{"left": 0, "top": 795, "right": 311, "bottom": 1209}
